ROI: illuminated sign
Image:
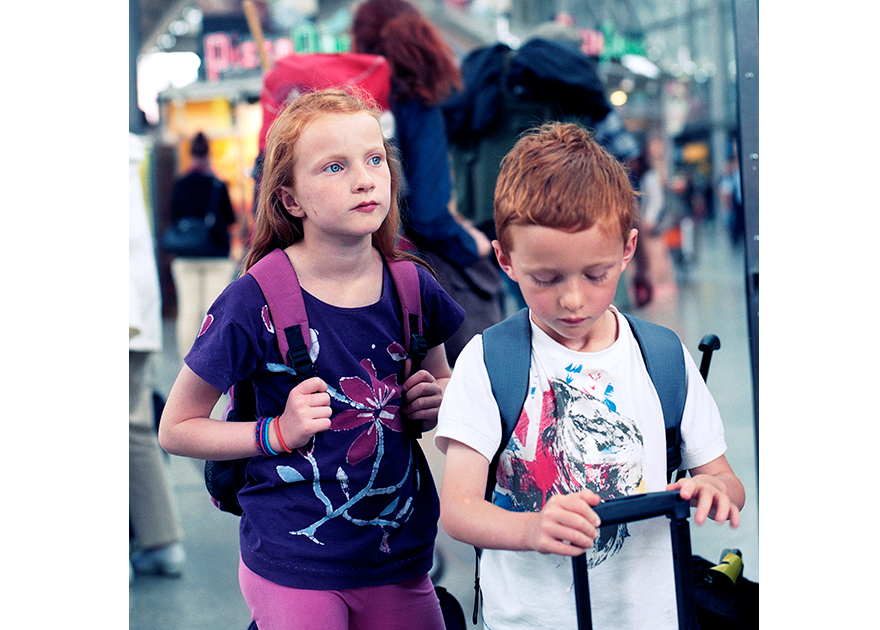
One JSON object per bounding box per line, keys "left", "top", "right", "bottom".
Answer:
{"left": 203, "top": 23, "right": 351, "bottom": 82}
{"left": 203, "top": 32, "right": 294, "bottom": 81}
{"left": 578, "top": 23, "right": 645, "bottom": 60}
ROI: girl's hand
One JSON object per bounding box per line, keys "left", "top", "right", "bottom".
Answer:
{"left": 275, "top": 377, "right": 333, "bottom": 450}
{"left": 401, "top": 369, "right": 443, "bottom": 432}
{"left": 527, "top": 490, "right": 603, "bottom": 556}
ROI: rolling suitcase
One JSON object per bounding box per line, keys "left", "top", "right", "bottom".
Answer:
{"left": 572, "top": 490, "right": 698, "bottom": 630}
{"left": 571, "top": 333, "right": 726, "bottom": 629}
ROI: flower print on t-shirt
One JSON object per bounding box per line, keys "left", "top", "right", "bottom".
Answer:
{"left": 268, "top": 337, "right": 419, "bottom": 553}
{"left": 332, "top": 357, "right": 404, "bottom": 466}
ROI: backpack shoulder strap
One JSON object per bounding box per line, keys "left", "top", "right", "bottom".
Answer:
{"left": 247, "top": 249, "right": 315, "bottom": 380}
{"left": 472, "top": 307, "right": 532, "bottom": 623}
{"left": 481, "top": 307, "right": 532, "bottom": 501}
{"left": 621, "top": 313, "right": 687, "bottom": 477}
{"left": 385, "top": 257, "right": 426, "bottom": 374}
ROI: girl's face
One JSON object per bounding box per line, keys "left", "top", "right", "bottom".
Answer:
{"left": 494, "top": 223, "right": 637, "bottom": 352}
{"left": 279, "top": 111, "right": 391, "bottom": 246}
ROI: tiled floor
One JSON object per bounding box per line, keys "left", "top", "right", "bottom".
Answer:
{"left": 130, "top": 220, "right": 759, "bottom": 629}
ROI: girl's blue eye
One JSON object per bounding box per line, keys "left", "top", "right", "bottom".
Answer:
{"left": 326, "top": 163, "right": 341, "bottom": 173}
{"left": 369, "top": 156, "right": 382, "bottom": 166}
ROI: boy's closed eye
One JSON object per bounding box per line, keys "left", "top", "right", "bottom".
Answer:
{"left": 532, "top": 274, "right": 561, "bottom": 287}
{"left": 531, "top": 271, "right": 611, "bottom": 286}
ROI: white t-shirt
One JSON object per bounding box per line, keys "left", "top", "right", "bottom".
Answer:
{"left": 436, "top": 308, "right": 727, "bottom": 630}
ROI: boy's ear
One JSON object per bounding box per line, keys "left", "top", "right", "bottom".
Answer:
{"left": 621, "top": 228, "right": 638, "bottom": 268}
{"left": 278, "top": 186, "right": 304, "bottom": 217}
{"left": 492, "top": 240, "right": 517, "bottom": 281}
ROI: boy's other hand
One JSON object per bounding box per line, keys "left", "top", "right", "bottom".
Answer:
{"left": 668, "top": 474, "right": 741, "bottom": 528}
{"left": 670, "top": 454, "right": 745, "bottom": 528}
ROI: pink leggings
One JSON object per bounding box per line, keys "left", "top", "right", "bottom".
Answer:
{"left": 239, "top": 557, "right": 446, "bottom": 630}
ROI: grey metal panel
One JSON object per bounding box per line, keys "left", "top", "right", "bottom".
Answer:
{"left": 733, "top": 0, "right": 759, "bottom": 470}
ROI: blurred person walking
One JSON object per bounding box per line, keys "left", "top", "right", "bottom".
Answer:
{"left": 351, "top": 0, "right": 503, "bottom": 364}
{"left": 634, "top": 138, "right": 678, "bottom": 297}
{"left": 165, "top": 132, "right": 238, "bottom": 362}
{"left": 129, "top": 133, "right": 185, "bottom": 580}
{"left": 719, "top": 150, "right": 744, "bottom": 247}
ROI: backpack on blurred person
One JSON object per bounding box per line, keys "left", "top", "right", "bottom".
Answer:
{"left": 444, "top": 38, "right": 626, "bottom": 235}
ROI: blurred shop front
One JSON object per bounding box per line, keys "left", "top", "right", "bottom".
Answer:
{"left": 151, "top": 75, "right": 262, "bottom": 316}
{"left": 148, "top": 6, "right": 354, "bottom": 316}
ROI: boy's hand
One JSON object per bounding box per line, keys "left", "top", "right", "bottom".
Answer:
{"left": 527, "top": 491, "right": 603, "bottom": 556}
{"left": 276, "top": 376, "right": 333, "bottom": 450}
{"left": 401, "top": 370, "right": 443, "bottom": 432}
{"left": 668, "top": 474, "right": 741, "bottom": 528}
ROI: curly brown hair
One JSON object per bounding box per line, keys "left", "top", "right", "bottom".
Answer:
{"left": 351, "top": 0, "right": 461, "bottom": 105}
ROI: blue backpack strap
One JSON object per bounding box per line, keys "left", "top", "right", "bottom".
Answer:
{"left": 481, "top": 307, "right": 532, "bottom": 502}
{"left": 622, "top": 313, "right": 687, "bottom": 478}
{"left": 473, "top": 307, "right": 531, "bottom": 623}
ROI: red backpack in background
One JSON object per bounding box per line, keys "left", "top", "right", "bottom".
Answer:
{"left": 258, "top": 52, "right": 392, "bottom": 151}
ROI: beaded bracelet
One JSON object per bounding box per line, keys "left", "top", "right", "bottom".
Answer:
{"left": 273, "top": 416, "right": 293, "bottom": 453}
{"left": 255, "top": 416, "right": 279, "bottom": 457}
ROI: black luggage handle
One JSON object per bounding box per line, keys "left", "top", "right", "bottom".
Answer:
{"left": 572, "top": 491, "right": 697, "bottom": 630}
{"left": 698, "top": 334, "right": 721, "bottom": 382}
{"left": 591, "top": 489, "right": 690, "bottom": 526}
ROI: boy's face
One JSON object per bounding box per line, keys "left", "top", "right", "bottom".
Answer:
{"left": 494, "top": 223, "right": 637, "bottom": 352}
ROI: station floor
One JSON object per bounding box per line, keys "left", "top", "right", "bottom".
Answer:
{"left": 130, "top": 219, "right": 759, "bottom": 629}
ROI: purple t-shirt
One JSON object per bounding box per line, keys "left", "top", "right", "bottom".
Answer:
{"left": 186, "top": 259, "right": 465, "bottom": 590}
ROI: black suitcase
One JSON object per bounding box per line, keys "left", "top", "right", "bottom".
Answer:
{"left": 572, "top": 490, "right": 698, "bottom": 630}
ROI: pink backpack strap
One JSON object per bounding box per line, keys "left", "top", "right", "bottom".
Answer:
{"left": 386, "top": 256, "right": 427, "bottom": 439}
{"left": 248, "top": 250, "right": 425, "bottom": 382}
{"left": 385, "top": 256, "right": 426, "bottom": 374}
{"left": 247, "top": 249, "right": 313, "bottom": 377}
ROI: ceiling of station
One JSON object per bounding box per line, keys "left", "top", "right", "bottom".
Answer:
{"left": 134, "top": 0, "right": 723, "bottom": 65}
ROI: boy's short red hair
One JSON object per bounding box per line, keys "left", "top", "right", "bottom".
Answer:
{"left": 494, "top": 122, "right": 637, "bottom": 254}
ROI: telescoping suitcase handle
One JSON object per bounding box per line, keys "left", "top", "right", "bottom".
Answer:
{"left": 572, "top": 491, "right": 698, "bottom": 630}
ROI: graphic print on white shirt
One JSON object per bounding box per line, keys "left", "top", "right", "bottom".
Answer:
{"left": 494, "top": 374, "right": 648, "bottom": 568}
